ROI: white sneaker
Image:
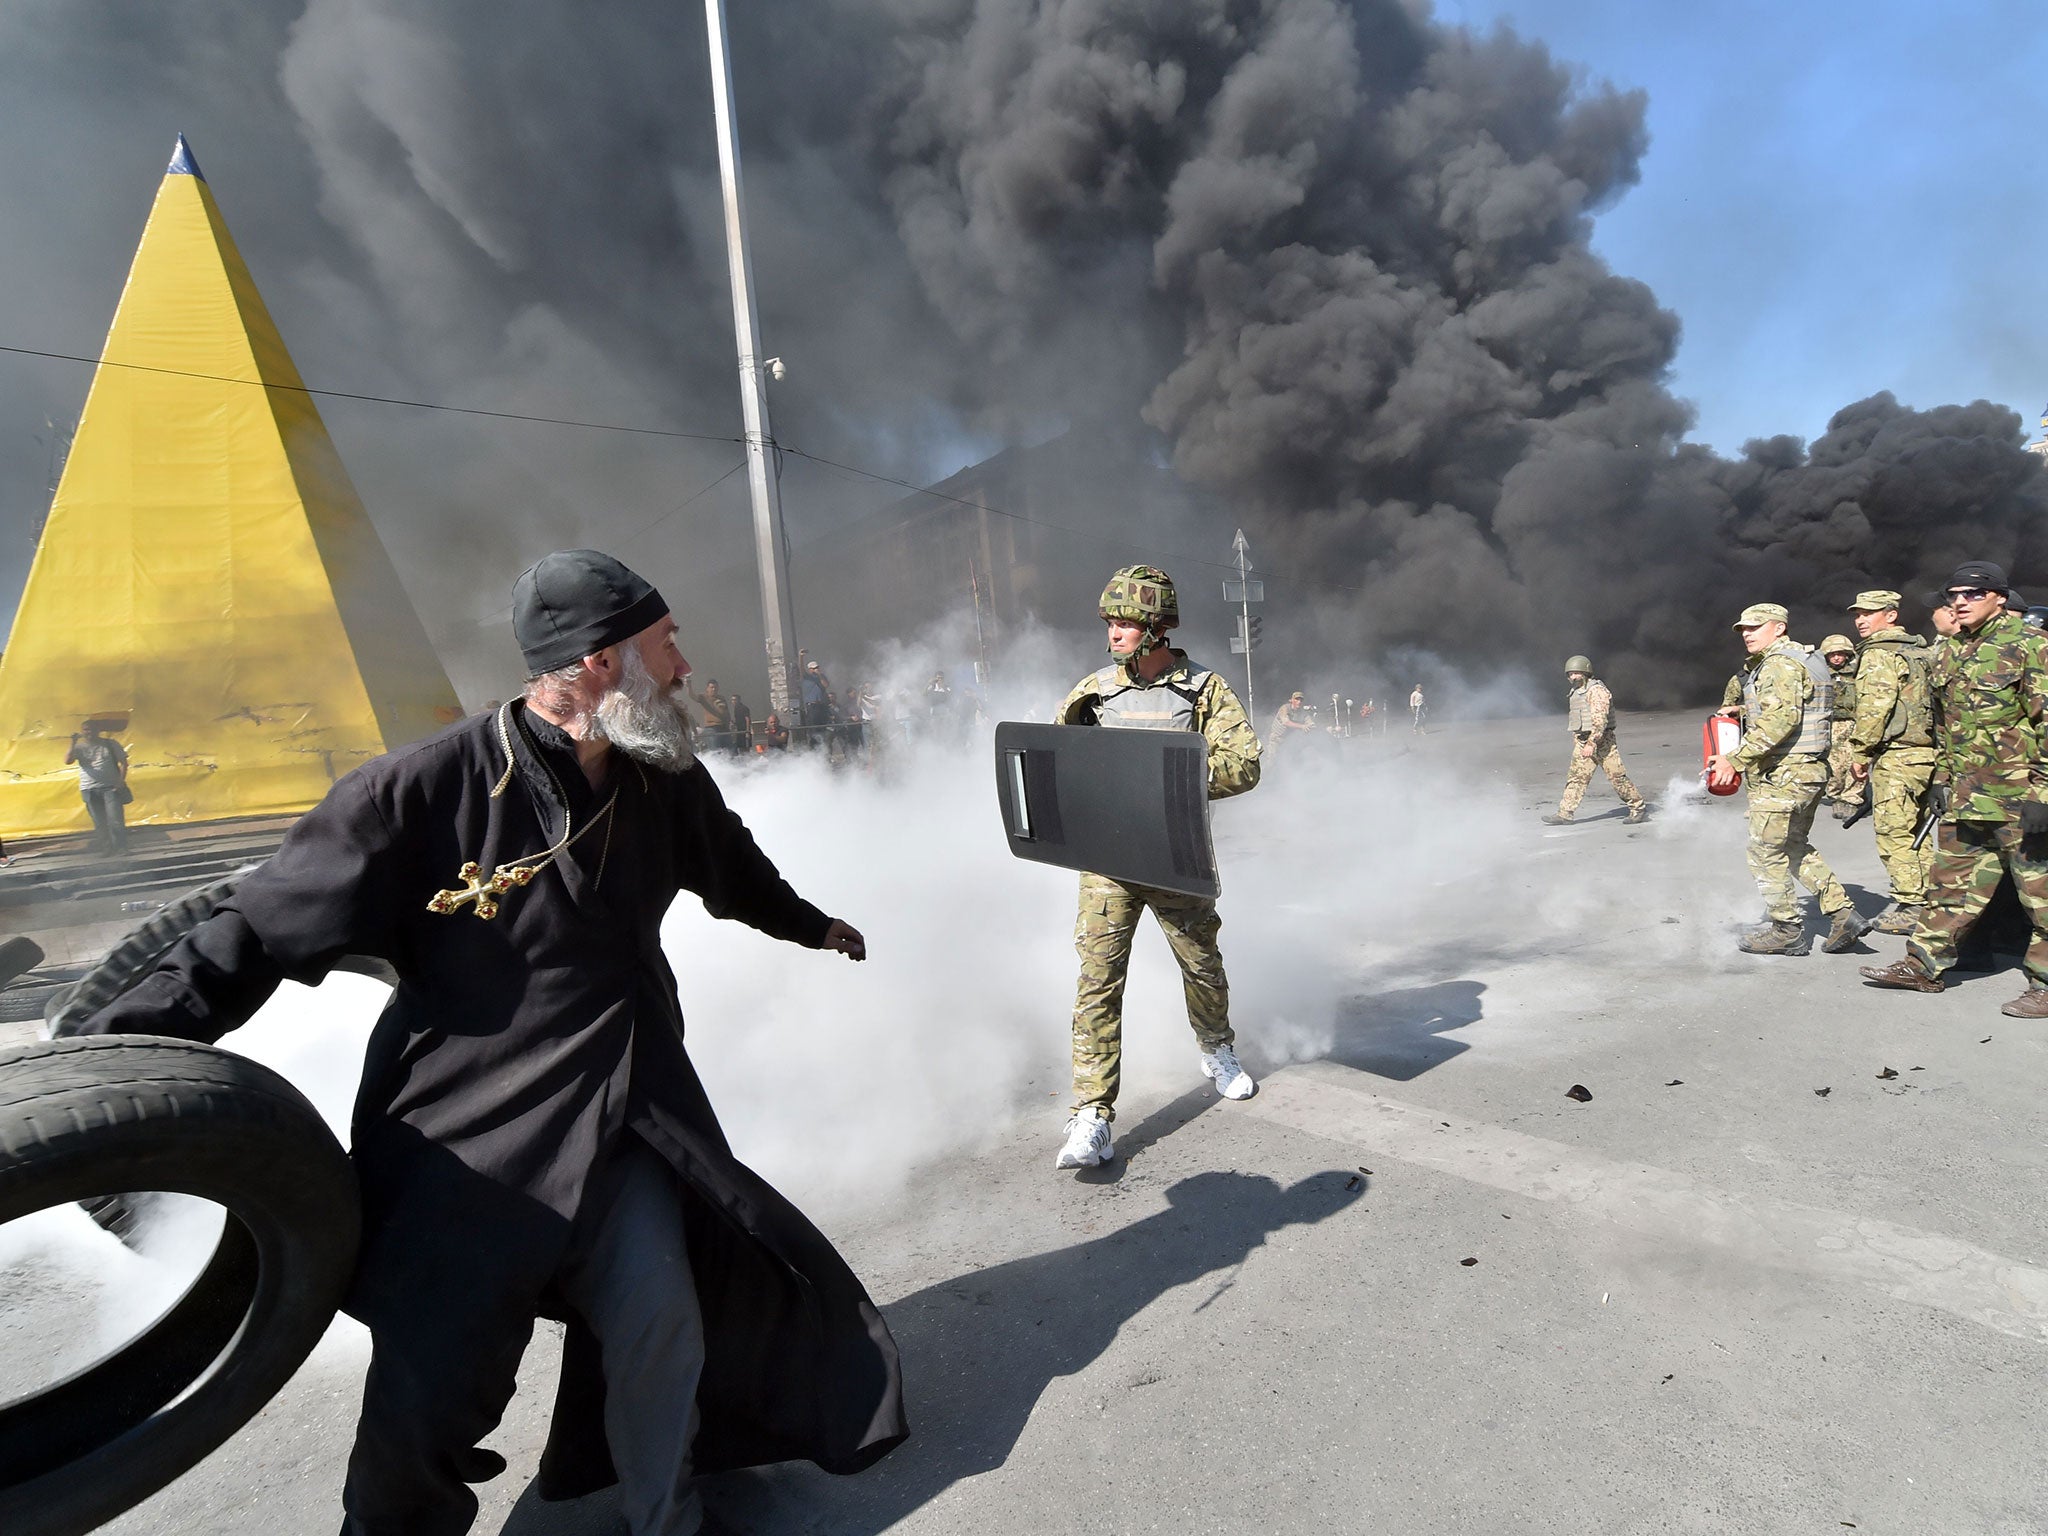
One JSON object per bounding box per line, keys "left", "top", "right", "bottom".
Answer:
{"left": 1200, "top": 1043, "right": 1257, "bottom": 1100}
{"left": 1055, "top": 1108, "right": 1114, "bottom": 1169}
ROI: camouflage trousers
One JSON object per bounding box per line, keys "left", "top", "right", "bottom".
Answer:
{"left": 1867, "top": 745, "right": 1936, "bottom": 907}
{"left": 1907, "top": 821, "right": 2048, "bottom": 984}
{"left": 1071, "top": 871, "right": 1232, "bottom": 1122}
{"left": 1557, "top": 732, "right": 1644, "bottom": 816}
{"left": 1744, "top": 756, "right": 1849, "bottom": 923}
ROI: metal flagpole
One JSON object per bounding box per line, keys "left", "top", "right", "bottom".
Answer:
{"left": 703, "top": 0, "right": 798, "bottom": 721}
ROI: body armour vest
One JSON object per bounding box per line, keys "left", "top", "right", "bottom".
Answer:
{"left": 1092, "top": 663, "right": 1212, "bottom": 731}
{"left": 1742, "top": 648, "right": 1831, "bottom": 757}
{"left": 1865, "top": 636, "right": 1935, "bottom": 747}
{"left": 1565, "top": 680, "right": 1607, "bottom": 735}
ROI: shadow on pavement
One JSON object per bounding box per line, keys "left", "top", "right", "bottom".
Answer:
{"left": 660, "top": 1167, "right": 1363, "bottom": 1534}
{"left": 1323, "top": 978, "right": 1486, "bottom": 1081}
{"left": 1072, "top": 1083, "right": 1220, "bottom": 1186}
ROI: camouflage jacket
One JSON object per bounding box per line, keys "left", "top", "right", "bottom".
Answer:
{"left": 1929, "top": 610, "right": 2048, "bottom": 821}
{"left": 1057, "top": 651, "right": 1262, "bottom": 800}
{"left": 1718, "top": 638, "right": 1817, "bottom": 771}
{"left": 1828, "top": 666, "right": 1857, "bottom": 723}
{"left": 1846, "top": 627, "right": 1933, "bottom": 763}
{"left": 1565, "top": 678, "right": 1614, "bottom": 737}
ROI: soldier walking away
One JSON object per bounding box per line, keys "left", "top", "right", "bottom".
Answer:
{"left": 1542, "top": 656, "right": 1648, "bottom": 825}
{"left": 66, "top": 719, "right": 131, "bottom": 855}
{"left": 1862, "top": 562, "right": 2048, "bottom": 1016}
{"left": 1706, "top": 604, "right": 1867, "bottom": 956}
{"left": 1841, "top": 591, "right": 1938, "bottom": 934}
{"left": 72, "top": 549, "right": 902, "bottom": 1533}
{"left": 1408, "top": 684, "right": 1426, "bottom": 733}
{"left": 1051, "top": 564, "right": 1263, "bottom": 1170}
{"left": 1816, "top": 633, "right": 1860, "bottom": 819}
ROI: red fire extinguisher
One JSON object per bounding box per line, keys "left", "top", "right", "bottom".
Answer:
{"left": 1702, "top": 714, "right": 1742, "bottom": 796}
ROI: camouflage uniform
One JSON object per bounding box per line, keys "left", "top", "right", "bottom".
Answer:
{"left": 1556, "top": 677, "right": 1646, "bottom": 817}
{"left": 1820, "top": 638, "right": 1859, "bottom": 809}
{"left": 1720, "top": 638, "right": 1851, "bottom": 923}
{"left": 1905, "top": 611, "right": 2048, "bottom": 983}
{"left": 1844, "top": 625, "right": 1936, "bottom": 909}
{"left": 1057, "top": 651, "right": 1260, "bottom": 1121}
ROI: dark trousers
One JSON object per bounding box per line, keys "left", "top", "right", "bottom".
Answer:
{"left": 340, "top": 1139, "right": 707, "bottom": 1535}
{"left": 82, "top": 787, "right": 127, "bottom": 853}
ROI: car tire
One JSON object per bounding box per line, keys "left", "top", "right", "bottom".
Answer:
{"left": 0, "top": 1033, "right": 360, "bottom": 1536}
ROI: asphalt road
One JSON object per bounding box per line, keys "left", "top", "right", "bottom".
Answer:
{"left": 7, "top": 708, "right": 2046, "bottom": 1535}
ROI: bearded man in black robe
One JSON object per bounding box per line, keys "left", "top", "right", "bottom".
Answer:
{"left": 82, "top": 550, "right": 907, "bottom": 1534}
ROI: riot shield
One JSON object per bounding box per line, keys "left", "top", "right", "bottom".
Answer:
{"left": 993, "top": 722, "right": 1219, "bottom": 898}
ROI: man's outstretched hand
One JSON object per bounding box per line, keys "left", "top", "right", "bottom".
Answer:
{"left": 823, "top": 920, "right": 867, "bottom": 961}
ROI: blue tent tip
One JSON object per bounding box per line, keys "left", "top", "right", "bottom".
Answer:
{"left": 167, "top": 134, "right": 204, "bottom": 181}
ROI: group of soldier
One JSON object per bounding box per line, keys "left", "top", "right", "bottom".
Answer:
{"left": 1547, "top": 561, "right": 2048, "bottom": 1020}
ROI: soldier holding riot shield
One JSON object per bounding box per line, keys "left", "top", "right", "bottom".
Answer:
{"left": 1050, "top": 565, "right": 1262, "bottom": 1170}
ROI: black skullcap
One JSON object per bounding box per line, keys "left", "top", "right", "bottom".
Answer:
{"left": 513, "top": 550, "right": 669, "bottom": 675}
{"left": 1945, "top": 560, "right": 2011, "bottom": 595}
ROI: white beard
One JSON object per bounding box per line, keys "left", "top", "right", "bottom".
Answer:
{"left": 586, "top": 646, "right": 698, "bottom": 772}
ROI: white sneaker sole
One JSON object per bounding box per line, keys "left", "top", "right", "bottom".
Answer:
{"left": 1055, "top": 1141, "right": 1114, "bottom": 1170}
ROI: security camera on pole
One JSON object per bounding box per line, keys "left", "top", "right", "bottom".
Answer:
{"left": 1224, "top": 528, "right": 1263, "bottom": 725}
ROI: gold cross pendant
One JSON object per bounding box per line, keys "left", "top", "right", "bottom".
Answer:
{"left": 425, "top": 860, "right": 538, "bottom": 920}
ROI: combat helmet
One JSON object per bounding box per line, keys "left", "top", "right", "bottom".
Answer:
{"left": 1564, "top": 655, "right": 1592, "bottom": 676}
{"left": 1099, "top": 565, "right": 1179, "bottom": 656}
{"left": 1818, "top": 633, "right": 1856, "bottom": 661}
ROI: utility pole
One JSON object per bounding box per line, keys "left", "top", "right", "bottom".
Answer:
{"left": 1224, "top": 528, "right": 1263, "bottom": 725}
{"left": 704, "top": 0, "right": 798, "bottom": 720}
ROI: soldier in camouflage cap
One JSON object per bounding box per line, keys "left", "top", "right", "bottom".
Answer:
{"left": 1708, "top": 604, "right": 1867, "bottom": 956}
{"left": 1541, "top": 655, "right": 1648, "bottom": 826}
{"left": 1050, "top": 565, "right": 1264, "bottom": 1170}
{"left": 1839, "top": 590, "right": 1938, "bottom": 932}
{"left": 1862, "top": 563, "right": 2048, "bottom": 1015}
{"left": 1816, "top": 632, "right": 1860, "bottom": 819}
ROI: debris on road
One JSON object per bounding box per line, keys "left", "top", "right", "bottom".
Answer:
{"left": 1877, "top": 1067, "right": 1898, "bottom": 1080}
{"left": 1814, "top": 1087, "right": 1832, "bottom": 1097}
{"left": 1460, "top": 1257, "right": 1478, "bottom": 1267}
{"left": 1565, "top": 1084, "right": 1593, "bottom": 1102}
{"left": 1665, "top": 1079, "right": 1684, "bottom": 1086}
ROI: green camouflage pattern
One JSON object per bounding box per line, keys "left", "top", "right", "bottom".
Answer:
{"left": 1070, "top": 871, "right": 1232, "bottom": 1121}
{"left": 1557, "top": 734, "right": 1644, "bottom": 817}
{"left": 1056, "top": 652, "right": 1262, "bottom": 799}
{"left": 1869, "top": 745, "right": 1937, "bottom": 906}
{"left": 1928, "top": 610, "right": 2048, "bottom": 823}
{"left": 1098, "top": 564, "right": 1179, "bottom": 626}
{"left": 1847, "top": 628, "right": 1934, "bottom": 759}
{"left": 1825, "top": 719, "right": 1857, "bottom": 805}
{"left": 1907, "top": 820, "right": 2048, "bottom": 982}
{"left": 1720, "top": 638, "right": 1817, "bottom": 772}
{"left": 1743, "top": 757, "right": 1849, "bottom": 923}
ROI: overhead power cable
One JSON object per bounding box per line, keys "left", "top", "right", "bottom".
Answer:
{"left": 0, "top": 343, "right": 743, "bottom": 445}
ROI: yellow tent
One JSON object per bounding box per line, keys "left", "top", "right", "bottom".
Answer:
{"left": 0, "top": 136, "right": 461, "bottom": 839}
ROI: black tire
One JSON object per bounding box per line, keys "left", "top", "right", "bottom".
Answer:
{"left": 0, "top": 936, "right": 43, "bottom": 988}
{"left": 0, "top": 1034, "right": 361, "bottom": 1536}
{"left": 0, "top": 987, "right": 51, "bottom": 1024}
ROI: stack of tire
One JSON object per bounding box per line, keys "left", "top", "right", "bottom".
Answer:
{"left": 0, "top": 874, "right": 362, "bottom": 1536}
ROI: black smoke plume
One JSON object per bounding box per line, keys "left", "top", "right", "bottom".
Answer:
{"left": 1, "top": 0, "right": 2041, "bottom": 706}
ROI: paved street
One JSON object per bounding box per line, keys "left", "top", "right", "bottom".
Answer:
{"left": 7, "top": 708, "right": 2047, "bottom": 1534}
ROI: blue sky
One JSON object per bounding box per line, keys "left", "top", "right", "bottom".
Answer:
{"left": 1433, "top": 0, "right": 2048, "bottom": 453}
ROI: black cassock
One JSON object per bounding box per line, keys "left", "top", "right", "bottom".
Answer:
{"left": 85, "top": 703, "right": 907, "bottom": 1496}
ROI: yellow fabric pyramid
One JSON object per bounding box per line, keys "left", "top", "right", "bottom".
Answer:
{"left": 0, "top": 137, "right": 461, "bottom": 838}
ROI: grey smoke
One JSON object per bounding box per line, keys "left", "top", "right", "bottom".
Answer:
{"left": 1, "top": 0, "right": 2041, "bottom": 706}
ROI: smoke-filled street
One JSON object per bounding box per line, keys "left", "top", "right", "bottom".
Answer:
{"left": 11, "top": 710, "right": 2042, "bottom": 1535}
